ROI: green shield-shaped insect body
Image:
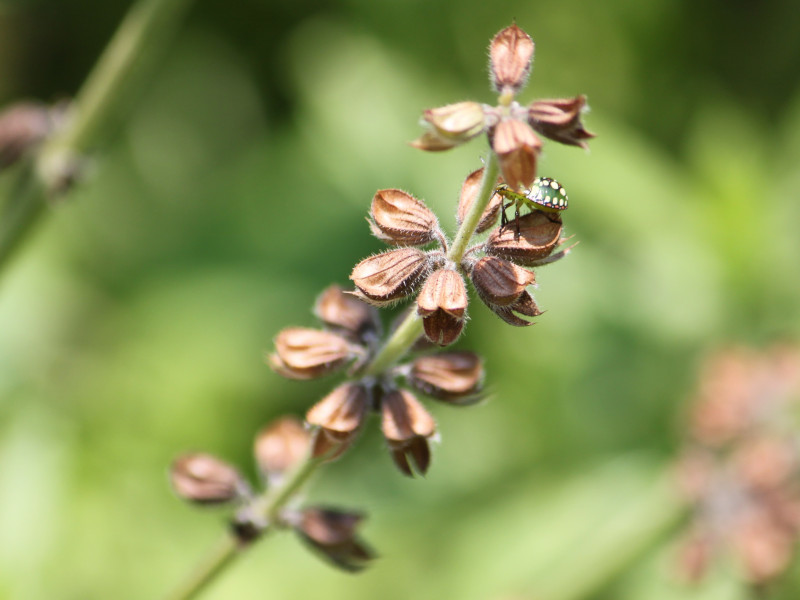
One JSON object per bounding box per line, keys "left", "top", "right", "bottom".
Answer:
{"left": 496, "top": 177, "right": 568, "bottom": 232}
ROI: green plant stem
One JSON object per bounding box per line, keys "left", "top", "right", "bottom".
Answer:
{"left": 0, "top": 0, "right": 195, "bottom": 278}
{"left": 166, "top": 151, "right": 502, "bottom": 599}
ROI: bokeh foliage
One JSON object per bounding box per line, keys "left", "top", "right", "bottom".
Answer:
{"left": 1, "top": 0, "right": 800, "bottom": 598}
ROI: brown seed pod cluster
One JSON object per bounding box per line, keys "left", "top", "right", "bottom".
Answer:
{"left": 412, "top": 24, "right": 594, "bottom": 191}
{"left": 350, "top": 166, "right": 572, "bottom": 342}
{"left": 170, "top": 415, "right": 375, "bottom": 570}
{"left": 675, "top": 345, "right": 800, "bottom": 586}
{"left": 270, "top": 285, "right": 485, "bottom": 476}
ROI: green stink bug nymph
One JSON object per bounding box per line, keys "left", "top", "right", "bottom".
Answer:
{"left": 495, "top": 177, "right": 569, "bottom": 235}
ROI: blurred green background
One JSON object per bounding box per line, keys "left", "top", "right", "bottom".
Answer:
{"left": 1, "top": 0, "right": 800, "bottom": 598}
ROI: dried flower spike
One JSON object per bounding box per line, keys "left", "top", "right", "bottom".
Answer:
{"left": 170, "top": 453, "right": 248, "bottom": 505}
{"left": 489, "top": 24, "right": 535, "bottom": 95}
{"left": 368, "top": 189, "right": 440, "bottom": 246}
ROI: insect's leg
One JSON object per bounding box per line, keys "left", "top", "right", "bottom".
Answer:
{"left": 500, "top": 201, "right": 512, "bottom": 230}
{"left": 514, "top": 201, "right": 521, "bottom": 238}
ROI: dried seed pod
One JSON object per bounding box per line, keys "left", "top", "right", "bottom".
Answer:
{"left": 417, "top": 269, "right": 468, "bottom": 346}
{"left": 409, "top": 130, "right": 460, "bottom": 152}
{"left": 268, "top": 327, "right": 358, "bottom": 380}
{"left": 0, "top": 102, "right": 53, "bottom": 169}
{"left": 254, "top": 416, "right": 310, "bottom": 483}
{"left": 486, "top": 211, "right": 563, "bottom": 266}
{"left": 409, "top": 351, "right": 484, "bottom": 404}
{"left": 350, "top": 248, "right": 430, "bottom": 305}
{"left": 491, "top": 119, "right": 541, "bottom": 191}
{"left": 489, "top": 24, "right": 535, "bottom": 94}
{"left": 368, "top": 189, "right": 439, "bottom": 246}
{"left": 422, "top": 101, "right": 487, "bottom": 141}
{"left": 470, "top": 256, "right": 535, "bottom": 306}
{"left": 314, "top": 285, "right": 379, "bottom": 339}
{"left": 170, "top": 453, "right": 247, "bottom": 505}
{"left": 528, "top": 96, "right": 595, "bottom": 149}
{"left": 295, "top": 507, "right": 375, "bottom": 572}
{"left": 381, "top": 389, "right": 436, "bottom": 476}
{"left": 307, "top": 383, "right": 369, "bottom": 459}
{"left": 457, "top": 168, "right": 503, "bottom": 234}
{"left": 487, "top": 290, "right": 542, "bottom": 327}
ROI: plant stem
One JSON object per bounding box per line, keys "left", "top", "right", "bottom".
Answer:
{"left": 163, "top": 535, "right": 239, "bottom": 600}
{"left": 165, "top": 151, "right": 501, "bottom": 599}
{"left": 0, "top": 0, "right": 195, "bottom": 278}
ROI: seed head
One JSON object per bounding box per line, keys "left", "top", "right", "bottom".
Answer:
{"left": 254, "top": 417, "right": 311, "bottom": 485}
{"left": 269, "top": 327, "right": 359, "bottom": 380}
{"left": 381, "top": 388, "right": 436, "bottom": 476}
{"left": 368, "top": 189, "right": 440, "bottom": 246}
{"left": 314, "top": 285, "right": 379, "bottom": 341}
{"left": 408, "top": 351, "right": 484, "bottom": 404}
{"left": 350, "top": 247, "right": 430, "bottom": 305}
{"left": 469, "top": 256, "right": 535, "bottom": 306}
{"left": 295, "top": 507, "right": 375, "bottom": 572}
{"left": 489, "top": 24, "right": 535, "bottom": 95}
{"left": 491, "top": 119, "right": 541, "bottom": 191}
{"left": 418, "top": 101, "right": 488, "bottom": 148}
{"left": 306, "top": 383, "right": 369, "bottom": 460}
{"left": 416, "top": 268, "right": 468, "bottom": 346}
{"left": 457, "top": 167, "right": 503, "bottom": 234}
{"left": 170, "top": 453, "right": 248, "bottom": 505}
{"left": 486, "top": 211, "right": 563, "bottom": 266}
{"left": 528, "top": 96, "right": 595, "bottom": 149}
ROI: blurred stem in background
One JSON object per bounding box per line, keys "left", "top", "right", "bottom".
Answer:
{"left": 0, "top": 0, "right": 196, "bottom": 279}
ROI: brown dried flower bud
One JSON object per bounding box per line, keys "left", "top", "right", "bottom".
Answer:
{"left": 422, "top": 101, "right": 487, "bottom": 141}
{"left": 486, "top": 211, "right": 563, "bottom": 266}
{"left": 489, "top": 291, "right": 543, "bottom": 327}
{"left": 457, "top": 167, "right": 503, "bottom": 234}
{"left": 314, "top": 285, "right": 379, "bottom": 339}
{"left": 528, "top": 96, "right": 595, "bottom": 149}
{"left": 296, "top": 507, "right": 375, "bottom": 572}
{"left": 489, "top": 24, "right": 534, "bottom": 94}
{"left": 417, "top": 268, "right": 468, "bottom": 346}
{"left": 368, "top": 189, "right": 439, "bottom": 246}
{"left": 0, "top": 102, "right": 53, "bottom": 169}
{"left": 307, "top": 383, "right": 369, "bottom": 459}
{"left": 491, "top": 119, "right": 541, "bottom": 191}
{"left": 408, "top": 130, "right": 460, "bottom": 152}
{"left": 254, "top": 416, "right": 310, "bottom": 483}
{"left": 170, "top": 453, "right": 247, "bottom": 505}
{"left": 470, "top": 256, "right": 535, "bottom": 306}
{"left": 350, "top": 248, "right": 430, "bottom": 305}
{"left": 269, "top": 327, "right": 359, "bottom": 380}
{"left": 381, "top": 389, "right": 436, "bottom": 476}
{"left": 409, "top": 351, "right": 484, "bottom": 404}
